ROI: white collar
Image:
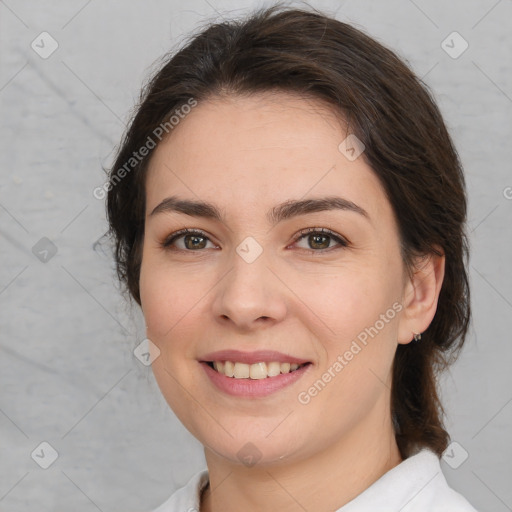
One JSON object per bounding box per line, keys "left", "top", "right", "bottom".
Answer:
{"left": 151, "top": 448, "right": 478, "bottom": 511}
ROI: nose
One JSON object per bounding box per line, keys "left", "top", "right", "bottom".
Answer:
{"left": 211, "top": 247, "right": 288, "bottom": 332}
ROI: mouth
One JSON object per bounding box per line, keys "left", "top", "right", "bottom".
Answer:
{"left": 198, "top": 349, "right": 313, "bottom": 397}
{"left": 204, "top": 360, "right": 312, "bottom": 379}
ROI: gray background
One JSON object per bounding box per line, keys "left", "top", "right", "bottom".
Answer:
{"left": 0, "top": 0, "right": 511, "bottom": 510}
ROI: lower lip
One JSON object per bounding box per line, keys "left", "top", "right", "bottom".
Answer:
{"left": 200, "top": 362, "right": 312, "bottom": 398}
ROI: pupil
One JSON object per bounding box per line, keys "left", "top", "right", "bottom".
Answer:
{"left": 186, "top": 235, "right": 206, "bottom": 250}
{"left": 184, "top": 234, "right": 330, "bottom": 250}
{"left": 311, "top": 234, "right": 328, "bottom": 249}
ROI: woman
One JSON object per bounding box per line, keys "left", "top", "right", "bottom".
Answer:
{"left": 106, "top": 5, "right": 478, "bottom": 511}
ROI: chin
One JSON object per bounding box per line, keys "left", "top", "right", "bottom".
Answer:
{"left": 200, "top": 424, "right": 313, "bottom": 468}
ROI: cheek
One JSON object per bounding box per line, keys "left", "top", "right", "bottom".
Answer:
{"left": 139, "top": 268, "right": 173, "bottom": 336}
{"left": 296, "top": 270, "right": 400, "bottom": 423}
{"left": 139, "top": 255, "right": 205, "bottom": 337}
{"left": 291, "top": 264, "right": 393, "bottom": 339}
{"left": 291, "top": 260, "right": 403, "bottom": 397}
{"left": 139, "top": 260, "right": 206, "bottom": 422}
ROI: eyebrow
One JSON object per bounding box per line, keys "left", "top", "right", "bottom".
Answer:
{"left": 149, "top": 195, "right": 370, "bottom": 225}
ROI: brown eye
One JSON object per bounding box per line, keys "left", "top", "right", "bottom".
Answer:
{"left": 162, "top": 229, "right": 215, "bottom": 251}
{"left": 308, "top": 233, "right": 331, "bottom": 250}
{"left": 183, "top": 234, "right": 208, "bottom": 250}
{"left": 293, "top": 228, "right": 349, "bottom": 252}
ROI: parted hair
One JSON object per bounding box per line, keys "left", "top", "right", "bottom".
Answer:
{"left": 106, "top": 4, "right": 471, "bottom": 459}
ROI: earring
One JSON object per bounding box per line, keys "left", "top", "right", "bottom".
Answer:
{"left": 413, "top": 332, "right": 422, "bottom": 342}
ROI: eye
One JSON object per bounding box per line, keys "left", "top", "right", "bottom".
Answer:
{"left": 161, "top": 228, "right": 216, "bottom": 251}
{"left": 291, "top": 227, "right": 349, "bottom": 252}
{"left": 161, "top": 227, "right": 349, "bottom": 253}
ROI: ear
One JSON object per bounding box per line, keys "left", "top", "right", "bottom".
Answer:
{"left": 397, "top": 247, "right": 445, "bottom": 345}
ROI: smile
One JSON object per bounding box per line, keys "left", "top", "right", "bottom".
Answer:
{"left": 207, "top": 361, "right": 309, "bottom": 379}
{"left": 200, "top": 361, "right": 312, "bottom": 398}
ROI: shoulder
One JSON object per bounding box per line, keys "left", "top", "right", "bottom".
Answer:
{"left": 424, "top": 480, "right": 479, "bottom": 512}
{"left": 149, "top": 469, "right": 209, "bottom": 512}
{"left": 339, "top": 448, "right": 479, "bottom": 512}
{"left": 408, "top": 456, "right": 478, "bottom": 511}
{"left": 402, "top": 449, "right": 478, "bottom": 512}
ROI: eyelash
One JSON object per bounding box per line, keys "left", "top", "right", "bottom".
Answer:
{"left": 161, "top": 227, "right": 349, "bottom": 253}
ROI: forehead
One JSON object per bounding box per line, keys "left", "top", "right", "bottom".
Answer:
{"left": 144, "top": 92, "right": 390, "bottom": 226}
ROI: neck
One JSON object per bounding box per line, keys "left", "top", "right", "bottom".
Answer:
{"left": 200, "top": 396, "right": 402, "bottom": 512}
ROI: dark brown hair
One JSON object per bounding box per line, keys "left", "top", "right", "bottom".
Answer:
{"left": 106, "top": 4, "right": 471, "bottom": 459}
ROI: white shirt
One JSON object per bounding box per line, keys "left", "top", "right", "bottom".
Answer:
{"left": 150, "top": 448, "right": 479, "bottom": 511}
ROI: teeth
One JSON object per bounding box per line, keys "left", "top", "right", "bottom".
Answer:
{"left": 267, "top": 361, "right": 281, "bottom": 377}
{"left": 224, "top": 360, "right": 234, "bottom": 377}
{"left": 249, "top": 362, "right": 267, "bottom": 380}
{"left": 234, "top": 362, "right": 250, "bottom": 378}
{"left": 210, "top": 360, "right": 306, "bottom": 379}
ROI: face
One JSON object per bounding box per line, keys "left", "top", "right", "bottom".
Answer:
{"left": 140, "top": 92, "right": 409, "bottom": 467}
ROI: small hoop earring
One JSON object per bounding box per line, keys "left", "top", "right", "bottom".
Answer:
{"left": 413, "top": 332, "right": 422, "bottom": 342}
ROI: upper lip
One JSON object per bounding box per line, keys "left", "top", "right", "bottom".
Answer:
{"left": 199, "top": 349, "right": 311, "bottom": 365}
